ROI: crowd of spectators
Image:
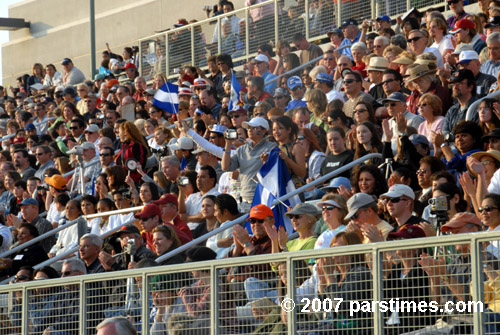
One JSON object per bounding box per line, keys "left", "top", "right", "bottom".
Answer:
{"left": 3, "top": 0, "right": 500, "bottom": 333}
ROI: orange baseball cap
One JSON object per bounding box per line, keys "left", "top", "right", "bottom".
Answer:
{"left": 249, "top": 204, "right": 274, "bottom": 220}
{"left": 44, "top": 174, "right": 67, "bottom": 190}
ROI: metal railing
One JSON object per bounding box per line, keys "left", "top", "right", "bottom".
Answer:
{"left": 1, "top": 230, "right": 498, "bottom": 334}
{"left": 138, "top": 0, "right": 450, "bottom": 79}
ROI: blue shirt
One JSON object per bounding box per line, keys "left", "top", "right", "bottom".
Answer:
{"left": 480, "top": 59, "right": 500, "bottom": 78}
{"left": 287, "top": 98, "right": 307, "bottom": 111}
{"left": 338, "top": 31, "right": 360, "bottom": 60}
{"left": 261, "top": 71, "right": 278, "bottom": 95}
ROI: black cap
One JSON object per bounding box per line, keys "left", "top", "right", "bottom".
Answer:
{"left": 118, "top": 224, "right": 141, "bottom": 236}
{"left": 186, "top": 246, "right": 217, "bottom": 262}
{"left": 61, "top": 58, "right": 72, "bottom": 65}
{"left": 483, "top": 128, "right": 500, "bottom": 142}
{"left": 449, "top": 69, "right": 474, "bottom": 83}
{"left": 63, "top": 87, "right": 77, "bottom": 96}
{"left": 485, "top": 16, "right": 500, "bottom": 28}
{"left": 340, "top": 18, "right": 358, "bottom": 28}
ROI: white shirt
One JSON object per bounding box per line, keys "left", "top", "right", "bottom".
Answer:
{"left": 488, "top": 169, "right": 500, "bottom": 195}
{"left": 0, "top": 224, "right": 12, "bottom": 254}
{"left": 424, "top": 46, "right": 444, "bottom": 68}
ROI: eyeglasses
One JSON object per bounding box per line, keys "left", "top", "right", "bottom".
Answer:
{"left": 61, "top": 270, "right": 78, "bottom": 276}
{"left": 481, "top": 160, "right": 492, "bottom": 165}
{"left": 323, "top": 57, "right": 335, "bottom": 60}
{"left": 14, "top": 275, "right": 30, "bottom": 281}
{"left": 250, "top": 218, "right": 265, "bottom": 224}
{"left": 353, "top": 109, "right": 367, "bottom": 114}
{"left": 386, "top": 197, "right": 407, "bottom": 204}
{"left": 209, "top": 136, "right": 218, "bottom": 140}
{"left": 297, "top": 135, "right": 305, "bottom": 140}
{"left": 374, "top": 45, "right": 384, "bottom": 49}
{"left": 479, "top": 206, "right": 499, "bottom": 213}
{"left": 407, "top": 36, "right": 422, "bottom": 43}
{"left": 417, "top": 103, "right": 428, "bottom": 108}
{"left": 416, "top": 169, "right": 428, "bottom": 174}
{"left": 69, "top": 127, "right": 79, "bottom": 130}
{"left": 289, "top": 214, "right": 302, "bottom": 220}
{"left": 100, "top": 153, "right": 111, "bottom": 157}
{"left": 322, "top": 205, "right": 336, "bottom": 211}
{"left": 385, "top": 102, "right": 398, "bottom": 107}
{"left": 231, "top": 115, "right": 241, "bottom": 119}
{"left": 381, "top": 79, "right": 395, "bottom": 85}
{"left": 344, "top": 79, "right": 357, "bottom": 84}
{"left": 140, "top": 217, "right": 153, "bottom": 222}
{"left": 35, "top": 152, "right": 45, "bottom": 156}
{"left": 274, "top": 95, "right": 285, "bottom": 99}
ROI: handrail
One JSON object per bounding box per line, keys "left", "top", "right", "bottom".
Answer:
{"left": 155, "top": 153, "right": 382, "bottom": 263}
{"left": 0, "top": 218, "right": 135, "bottom": 285}
{"left": 264, "top": 45, "right": 351, "bottom": 86}
{"left": 84, "top": 205, "right": 144, "bottom": 220}
{"left": 34, "top": 116, "right": 58, "bottom": 126}
{"left": 466, "top": 90, "right": 500, "bottom": 125}
{"left": 0, "top": 217, "right": 82, "bottom": 259}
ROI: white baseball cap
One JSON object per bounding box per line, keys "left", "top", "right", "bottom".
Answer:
{"left": 380, "top": 184, "right": 415, "bottom": 200}
{"left": 458, "top": 50, "right": 479, "bottom": 64}
{"left": 242, "top": 117, "right": 269, "bottom": 130}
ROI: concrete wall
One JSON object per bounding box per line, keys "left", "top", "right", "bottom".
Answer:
{"left": 2, "top": 0, "right": 247, "bottom": 85}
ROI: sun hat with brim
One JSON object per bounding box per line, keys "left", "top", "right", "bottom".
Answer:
{"left": 345, "top": 193, "right": 377, "bottom": 220}
{"left": 366, "top": 57, "right": 389, "bottom": 72}
{"left": 392, "top": 56, "right": 414, "bottom": 65}
{"left": 414, "top": 58, "right": 437, "bottom": 66}
{"left": 468, "top": 150, "right": 500, "bottom": 176}
{"left": 242, "top": 117, "right": 269, "bottom": 131}
{"left": 441, "top": 212, "right": 481, "bottom": 233}
{"left": 316, "top": 199, "right": 342, "bottom": 209}
{"left": 285, "top": 203, "right": 320, "bottom": 217}
{"left": 388, "top": 224, "right": 425, "bottom": 239}
{"left": 451, "top": 43, "right": 474, "bottom": 55}
{"left": 404, "top": 64, "right": 437, "bottom": 83}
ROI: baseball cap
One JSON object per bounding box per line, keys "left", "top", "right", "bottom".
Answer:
{"left": 388, "top": 225, "right": 425, "bottom": 239}
{"left": 249, "top": 204, "right": 274, "bottom": 220}
{"left": 381, "top": 92, "right": 407, "bottom": 104}
{"left": 19, "top": 198, "right": 39, "bottom": 207}
{"left": 327, "top": 28, "right": 344, "bottom": 39}
{"left": 450, "top": 19, "right": 475, "bottom": 34}
{"left": 340, "top": 18, "right": 358, "bottom": 28}
{"left": 274, "top": 87, "right": 290, "bottom": 97}
{"left": 449, "top": 69, "right": 475, "bottom": 83}
{"left": 144, "top": 88, "right": 156, "bottom": 96}
{"left": 25, "top": 123, "right": 36, "bottom": 131}
{"left": 192, "top": 148, "right": 207, "bottom": 155}
{"left": 153, "top": 194, "right": 178, "bottom": 207}
{"left": 186, "top": 246, "right": 217, "bottom": 262}
{"left": 228, "top": 106, "right": 247, "bottom": 117}
{"left": 169, "top": 136, "right": 194, "bottom": 151}
{"left": 254, "top": 54, "right": 269, "bottom": 63}
{"left": 441, "top": 212, "right": 481, "bottom": 233}
{"left": 61, "top": 58, "right": 72, "bottom": 65}
{"left": 483, "top": 128, "right": 500, "bottom": 142}
{"left": 287, "top": 76, "right": 303, "bottom": 90}
{"left": 44, "top": 174, "right": 67, "bottom": 189}
{"left": 106, "top": 79, "right": 120, "bottom": 88}
{"left": 81, "top": 142, "right": 96, "bottom": 151}
{"left": 377, "top": 15, "right": 391, "bottom": 22}
{"left": 345, "top": 193, "right": 377, "bottom": 220}
{"left": 485, "top": 16, "right": 500, "bottom": 28}
{"left": 285, "top": 203, "right": 320, "bottom": 217}
{"left": 174, "top": 19, "right": 188, "bottom": 28}
{"left": 124, "top": 63, "right": 136, "bottom": 70}
{"left": 94, "top": 74, "right": 105, "bottom": 81}
{"left": 134, "top": 203, "right": 162, "bottom": 219}
{"left": 242, "top": 117, "right": 270, "bottom": 131}
{"left": 118, "top": 224, "right": 141, "bottom": 236}
{"left": 458, "top": 50, "right": 479, "bottom": 64}
{"left": 315, "top": 73, "right": 334, "bottom": 84}
{"left": 85, "top": 124, "right": 100, "bottom": 133}
{"left": 320, "top": 177, "right": 351, "bottom": 192}
{"left": 381, "top": 184, "right": 415, "bottom": 200}
{"left": 208, "top": 124, "right": 227, "bottom": 134}
{"left": 409, "top": 134, "right": 429, "bottom": 147}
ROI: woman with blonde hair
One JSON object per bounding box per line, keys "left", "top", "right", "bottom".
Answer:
{"left": 27, "top": 63, "right": 44, "bottom": 91}
{"left": 417, "top": 93, "right": 444, "bottom": 146}
{"left": 115, "top": 121, "right": 150, "bottom": 183}
{"left": 274, "top": 40, "right": 291, "bottom": 75}
{"left": 304, "top": 88, "right": 328, "bottom": 131}
{"left": 383, "top": 45, "right": 404, "bottom": 70}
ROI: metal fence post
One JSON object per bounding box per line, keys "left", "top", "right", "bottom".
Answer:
{"left": 191, "top": 27, "right": 196, "bottom": 66}
{"left": 274, "top": 0, "right": 280, "bottom": 45}
{"left": 305, "top": 0, "right": 310, "bottom": 39}
{"left": 217, "top": 16, "right": 222, "bottom": 55}
{"left": 372, "top": 247, "right": 384, "bottom": 335}
{"left": 245, "top": 8, "right": 250, "bottom": 58}
{"left": 165, "top": 32, "right": 170, "bottom": 77}
{"left": 80, "top": 279, "right": 87, "bottom": 335}
{"left": 142, "top": 273, "right": 150, "bottom": 334}
{"left": 210, "top": 265, "right": 219, "bottom": 335}
{"left": 286, "top": 255, "right": 296, "bottom": 335}
{"left": 407, "top": 0, "right": 411, "bottom": 12}
{"left": 470, "top": 237, "right": 485, "bottom": 334}
{"left": 337, "top": 0, "right": 342, "bottom": 27}
{"left": 21, "top": 288, "right": 28, "bottom": 335}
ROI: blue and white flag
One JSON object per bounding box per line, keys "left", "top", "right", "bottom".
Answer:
{"left": 228, "top": 71, "right": 241, "bottom": 111}
{"left": 153, "top": 82, "right": 179, "bottom": 115}
{"left": 248, "top": 147, "right": 301, "bottom": 234}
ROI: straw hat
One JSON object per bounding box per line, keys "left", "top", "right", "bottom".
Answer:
{"left": 393, "top": 55, "right": 414, "bottom": 65}
{"left": 366, "top": 57, "right": 389, "bottom": 72}
{"left": 404, "top": 64, "right": 437, "bottom": 83}
{"left": 468, "top": 150, "right": 500, "bottom": 176}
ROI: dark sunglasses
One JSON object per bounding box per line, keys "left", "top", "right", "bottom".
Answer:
{"left": 353, "top": 109, "right": 367, "bottom": 114}
{"left": 140, "top": 217, "right": 153, "bottom": 222}
{"left": 289, "top": 214, "right": 302, "bottom": 220}
{"left": 385, "top": 102, "right": 398, "bottom": 107}
{"left": 407, "top": 36, "right": 422, "bottom": 43}
{"left": 231, "top": 115, "right": 241, "bottom": 119}
{"left": 250, "top": 218, "right": 265, "bottom": 224}
{"left": 297, "top": 135, "right": 305, "bottom": 140}
{"left": 100, "top": 153, "right": 111, "bottom": 157}
{"left": 387, "top": 197, "right": 407, "bottom": 204}
{"left": 478, "top": 206, "right": 499, "bottom": 213}
{"left": 323, "top": 57, "right": 335, "bottom": 60}
{"left": 382, "top": 79, "right": 395, "bottom": 85}
{"left": 14, "top": 275, "right": 30, "bottom": 281}
{"left": 344, "top": 79, "right": 357, "bottom": 84}
{"left": 322, "top": 205, "right": 336, "bottom": 211}
{"left": 61, "top": 270, "right": 77, "bottom": 276}
{"left": 35, "top": 152, "right": 45, "bottom": 156}
{"left": 274, "top": 95, "right": 285, "bottom": 99}
{"left": 69, "top": 127, "right": 79, "bottom": 130}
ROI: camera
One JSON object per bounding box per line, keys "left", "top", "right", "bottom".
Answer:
{"left": 37, "top": 185, "right": 49, "bottom": 192}
{"left": 124, "top": 238, "right": 137, "bottom": 256}
{"left": 444, "top": 133, "right": 454, "bottom": 143}
{"left": 132, "top": 46, "right": 139, "bottom": 53}
{"left": 224, "top": 129, "right": 238, "bottom": 140}
{"left": 429, "top": 195, "right": 449, "bottom": 214}
{"left": 173, "top": 68, "right": 181, "bottom": 74}
{"left": 117, "top": 188, "right": 132, "bottom": 199}
{"left": 178, "top": 176, "right": 190, "bottom": 186}
{"left": 151, "top": 147, "right": 169, "bottom": 156}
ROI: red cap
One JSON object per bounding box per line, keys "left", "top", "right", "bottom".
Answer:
{"left": 249, "top": 204, "right": 274, "bottom": 220}
{"left": 450, "top": 19, "right": 475, "bottom": 34}
{"left": 153, "top": 194, "right": 178, "bottom": 207}
{"left": 441, "top": 212, "right": 482, "bottom": 233}
{"left": 388, "top": 225, "right": 426, "bottom": 239}
{"left": 106, "top": 79, "right": 120, "bottom": 88}
{"left": 124, "top": 62, "right": 136, "bottom": 70}
{"left": 134, "top": 204, "right": 161, "bottom": 219}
